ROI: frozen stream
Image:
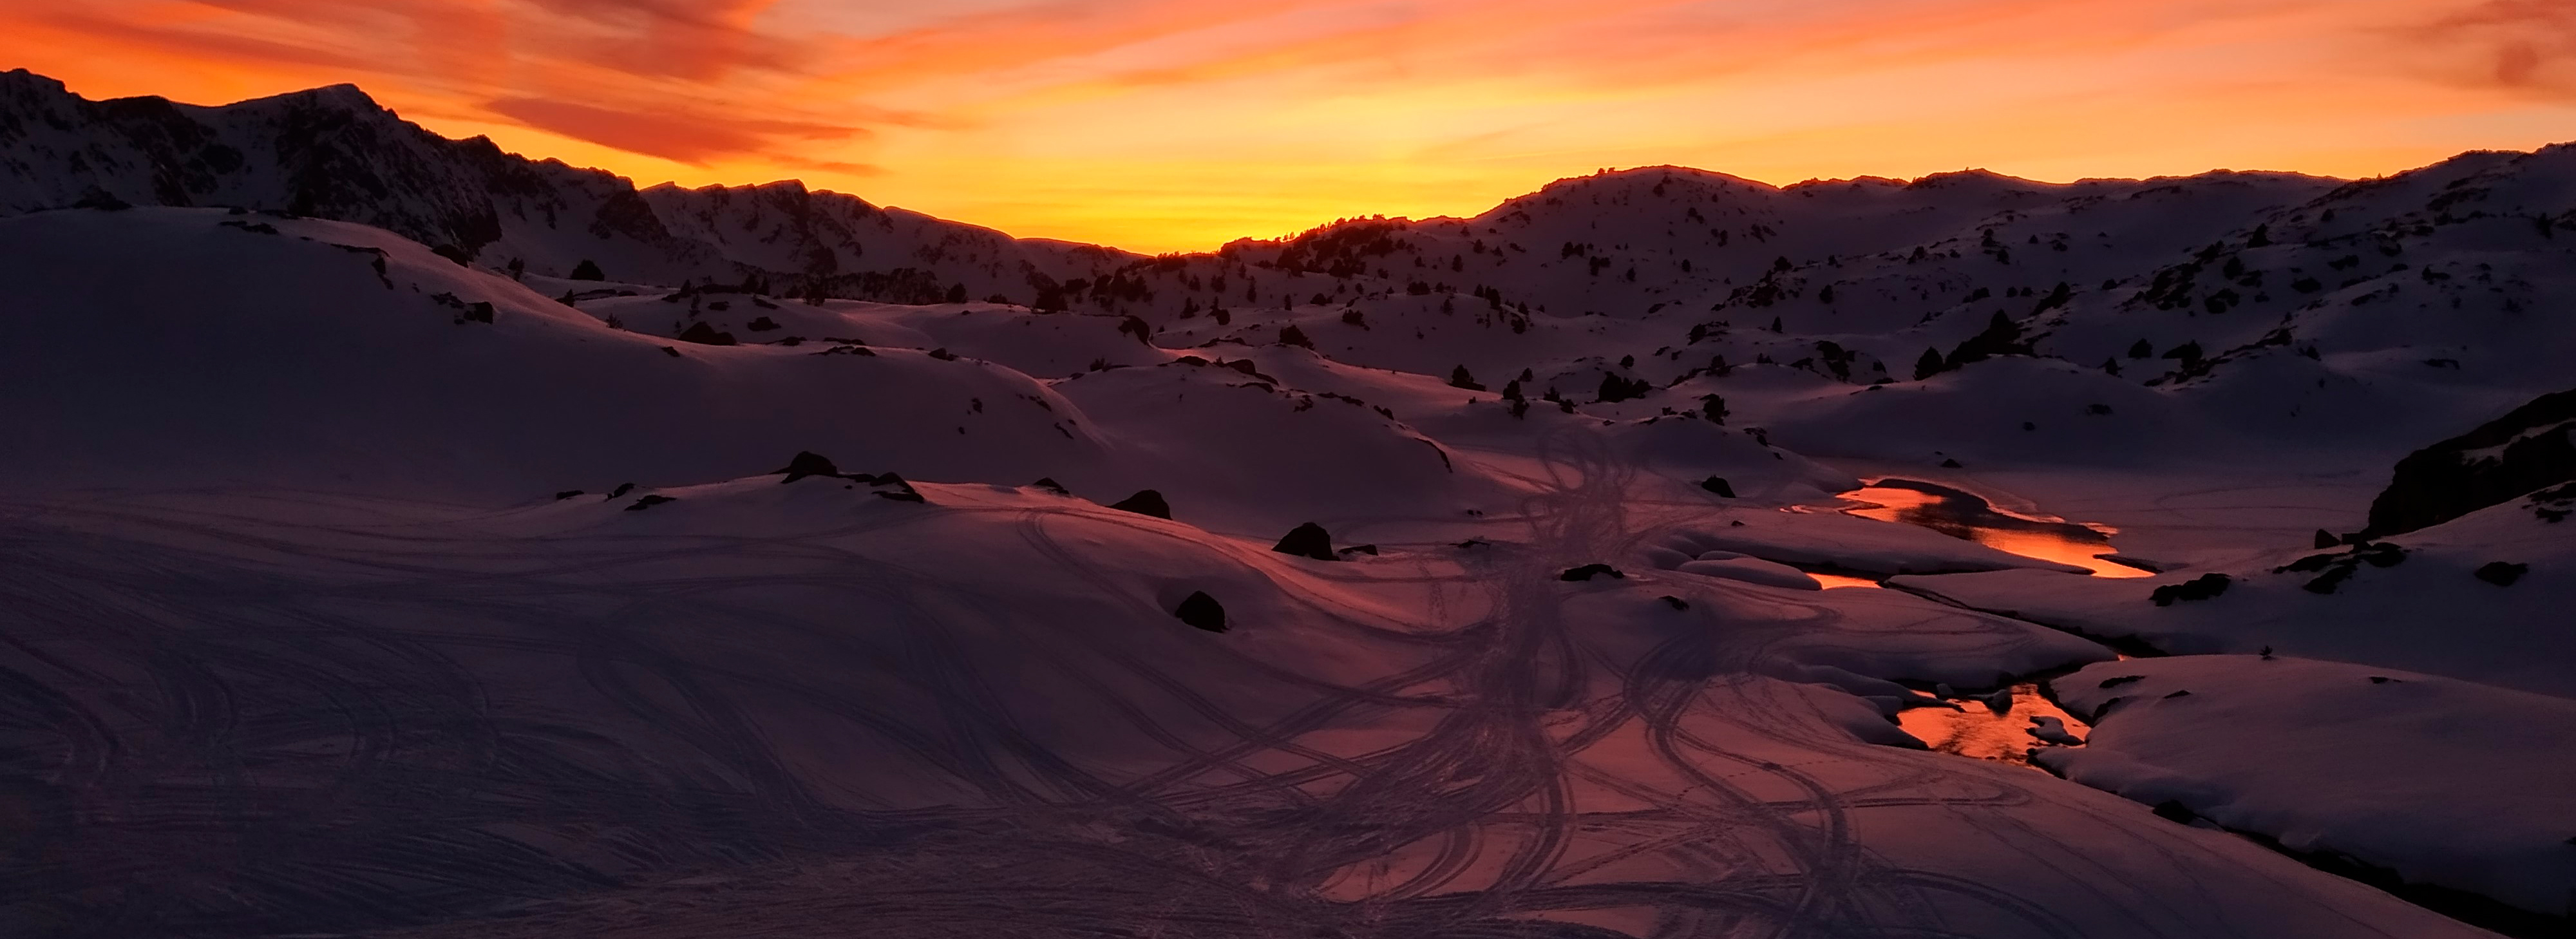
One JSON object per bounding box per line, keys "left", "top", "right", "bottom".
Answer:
{"left": 1841, "top": 479, "right": 2155, "bottom": 579}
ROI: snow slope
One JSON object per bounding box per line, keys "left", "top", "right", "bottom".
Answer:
{"left": 2041, "top": 655, "right": 2576, "bottom": 923}
{"left": 6, "top": 66, "right": 2575, "bottom": 938}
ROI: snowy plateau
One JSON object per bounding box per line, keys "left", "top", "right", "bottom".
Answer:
{"left": 2, "top": 69, "right": 2573, "bottom": 939}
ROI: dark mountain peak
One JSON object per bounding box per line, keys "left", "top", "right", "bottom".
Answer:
{"left": 250, "top": 82, "right": 387, "bottom": 115}
{"left": 0, "top": 68, "right": 1128, "bottom": 301}
{"left": 1904, "top": 167, "right": 2047, "bottom": 193}
{"left": 0, "top": 68, "right": 71, "bottom": 96}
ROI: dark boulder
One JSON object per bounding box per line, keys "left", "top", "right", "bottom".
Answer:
{"left": 1174, "top": 591, "right": 1227, "bottom": 632}
{"left": 2474, "top": 562, "right": 2529, "bottom": 587}
{"left": 2149, "top": 573, "right": 2232, "bottom": 606}
{"left": 774, "top": 451, "right": 842, "bottom": 482}
{"left": 625, "top": 495, "right": 676, "bottom": 511}
{"left": 2365, "top": 387, "right": 2576, "bottom": 537}
{"left": 554, "top": 489, "right": 585, "bottom": 500}
{"left": 1659, "top": 595, "right": 1689, "bottom": 611}
{"left": 1273, "top": 522, "right": 1336, "bottom": 560}
{"left": 2151, "top": 801, "right": 2199, "bottom": 824}
{"left": 1030, "top": 477, "right": 1070, "bottom": 495}
{"left": 677, "top": 321, "right": 737, "bottom": 346}
{"left": 1110, "top": 489, "right": 1171, "bottom": 518}
{"left": 1700, "top": 477, "right": 1736, "bottom": 498}
{"left": 1560, "top": 564, "right": 1625, "bottom": 582}
{"left": 872, "top": 473, "right": 926, "bottom": 503}
{"left": 2313, "top": 529, "right": 2342, "bottom": 549}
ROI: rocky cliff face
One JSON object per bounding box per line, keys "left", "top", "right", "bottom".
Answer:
{"left": 2367, "top": 387, "right": 2576, "bottom": 536}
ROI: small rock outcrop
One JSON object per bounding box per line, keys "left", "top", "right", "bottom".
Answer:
{"left": 774, "top": 451, "right": 842, "bottom": 483}
{"left": 1560, "top": 564, "right": 1625, "bottom": 582}
{"left": 2365, "top": 387, "right": 2576, "bottom": 537}
{"left": 1174, "top": 591, "right": 1227, "bottom": 632}
{"left": 1700, "top": 477, "right": 1736, "bottom": 498}
{"left": 1273, "top": 522, "right": 1336, "bottom": 560}
{"left": 2474, "top": 562, "right": 2529, "bottom": 587}
{"left": 2149, "top": 573, "right": 2232, "bottom": 606}
{"left": 677, "top": 321, "right": 738, "bottom": 346}
{"left": 1110, "top": 489, "right": 1171, "bottom": 518}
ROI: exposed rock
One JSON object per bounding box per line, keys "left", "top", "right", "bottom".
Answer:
{"left": 2313, "top": 529, "right": 2342, "bottom": 549}
{"left": 1272, "top": 522, "right": 1336, "bottom": 561}
{"left": 1700, "top": 476, "right": 1736, "bottom": 498}
{"left": 553, "top": 489, "right": 584, "bottom": 500}
{"left": 2474, "top": 562, "right": 2529, "bottom": 587}
{"left": 625, "top": 495, "right": 675, "bottom": 511}
{"left": 1337, "top": 544, "right": 1379, "bottom": 556}
{"left": 1030, "top": 477, "right": 1070, "bottom": 495}
{"left": 2150, "top": 573, "right": 2232, "bottom": 606}
{"left": 2365, "top": 387, "right": 2576, "bottom": 536}
{"left": 1659, "top": 595, "right": 1689, "bottom": 611}
{"left": 871, "top": 472, "right": 926, "bottom": 503}
{"left": 1174, "top": 591, "right": 1227, "bottom": 632}
{"left": 773, "top": 451, "right": 841, "bottom": 483}
{"left": 677, "top": 321, "right": 737, "bottom": 346}
{"left": 1559, "top": 564, "right": 1625, "bottom": 582}
{"left": 1109, "top": 489, "right": 1171, "bottom": 518}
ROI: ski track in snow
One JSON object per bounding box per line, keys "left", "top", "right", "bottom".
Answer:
{"left": 0, "top": 436, "right": 2472, "bottom": 938}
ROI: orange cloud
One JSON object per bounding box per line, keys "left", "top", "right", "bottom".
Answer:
{"left": 3, "top": 0, "right": 2570, "bottom": 252}
{"left": 481, "top": 95, "right": 866, "bottom": 165}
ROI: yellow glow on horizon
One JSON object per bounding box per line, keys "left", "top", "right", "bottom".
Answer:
{"left": 5, "top": 0, "right": 2571, "bottom": 253}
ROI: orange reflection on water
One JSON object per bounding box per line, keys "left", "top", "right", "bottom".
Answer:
{"left": 1841, "top": 485, "right": 2151, "bottom": 579}
{"left": 1895, "top": 685, "right": 2094, "bottom": 766}
{"left": 1810, "top": 573, "right": 1883, "bottom": 590}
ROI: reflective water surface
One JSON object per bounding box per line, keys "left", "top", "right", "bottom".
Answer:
{"left": 1808, "top": 573, "right": 1884, "bottom": 590}
{"left": 1840, "top": 479, "right": 2152, "bottom": 578}
{"left": 1895, "top": 684, "right": 2094, "bottom": 766}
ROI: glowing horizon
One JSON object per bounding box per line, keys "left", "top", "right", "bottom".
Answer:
{"left": 4, "top": 1, "right": 2570, "bottom": 254}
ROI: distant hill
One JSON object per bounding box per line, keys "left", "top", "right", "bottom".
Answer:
{"left": 0, "top": 70, "right": 1135, "bottom": 302}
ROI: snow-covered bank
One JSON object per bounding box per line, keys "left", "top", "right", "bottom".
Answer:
{"left": 2041, "top": 656, "right": 2576, "bottom": 925}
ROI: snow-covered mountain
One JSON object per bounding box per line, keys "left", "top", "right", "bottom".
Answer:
{"left": 0, "top": 69, "right": 1133, "bottom": 301}
{"left": 5, "top": 69, "right": 2573, "bottom": 939}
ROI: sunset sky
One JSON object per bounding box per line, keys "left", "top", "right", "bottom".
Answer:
{"left": 4, "top": 1, "right": 2570, "bottom": 252}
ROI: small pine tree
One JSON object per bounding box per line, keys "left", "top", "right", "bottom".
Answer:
{"left": 569, "top": 259, "right": 605, "bottom": 281}
{"left": 1914, "top": 348, "right": 1945, "bottom": 381}
{"left": 1279, "top": 325, "right": 1314, "bottom": 348}
{"left": 1698, "top": 393, "right": 1728, "bottom": 424}
{"left": 2128, "top": 339, "right": 2154, "bottom": 359}
{"left": 946, "top": 283, "right": 969, "bottom": 303}
{"left": 1449, "top": 366, "right": 1485, "bottom": 392}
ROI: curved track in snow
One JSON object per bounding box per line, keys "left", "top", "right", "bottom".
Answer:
{"left": 0, "top": 439, "right": 2483, "bottom": 938}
